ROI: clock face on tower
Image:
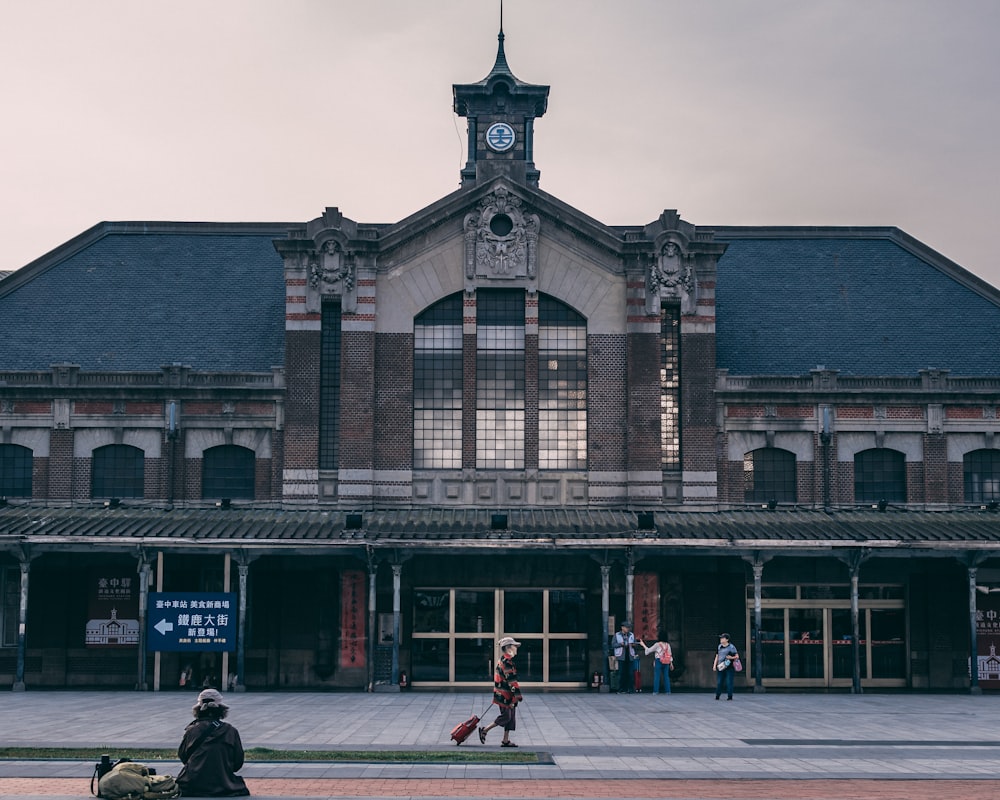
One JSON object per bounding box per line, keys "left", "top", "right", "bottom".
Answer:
{"left": 485, "top": 122, "right": 516, "bottom": 152}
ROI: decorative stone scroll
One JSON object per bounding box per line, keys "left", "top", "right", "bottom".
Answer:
{"left": 464, "top": 185, "right": 539, "bottom": 291}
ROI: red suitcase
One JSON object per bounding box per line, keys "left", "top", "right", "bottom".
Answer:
{"left": 450, "top": 713, "right": 481, "bottom": 745}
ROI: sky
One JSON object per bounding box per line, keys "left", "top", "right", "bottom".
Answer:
{"left": 2, "top": 0, "right": 999, "bottom": 289}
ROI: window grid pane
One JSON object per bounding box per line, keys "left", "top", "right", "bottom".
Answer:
{"left": 660, "top": 307, "right": 680, "bottom": 470}
{"left": 854, "top": 448, "right": 906, "bottom": 503}
{"left": 477, "top": 290, "right": 525, "bottom": 469}
{"left": 744, "top": 447, "right": 798, "bottom": 503}
{"left": 91, "top": 444, "right": 144, "bottom": 499}
{"left": 538, "top": 301, "right": 587, "bottom": 469}
{"left": 0, "top": 444, "right": 32, "bottom": 497}
{"left": 414, "top": 295, "right": 463, "bottom": 469}
{"left": 202, "top": 445, "right": 255, "bottom": 500}
{"left": 319, "top": 303, "right": 342, "bottom": 470}
{"left": 964, "top": 448, "right": 1000, "bottom": 503}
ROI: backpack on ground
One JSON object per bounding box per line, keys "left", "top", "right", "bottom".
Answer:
{"left": 95, "top": 760, "right": 179, "bottom": 800}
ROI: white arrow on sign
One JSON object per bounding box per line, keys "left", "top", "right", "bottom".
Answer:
{"left": 154, "top": 619, "right": 174, "bottom": 636}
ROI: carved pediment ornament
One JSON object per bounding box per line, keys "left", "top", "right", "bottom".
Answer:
{"left": 649, "top": 241, "right": 693, "bottom": 296}
{"left": 310, "top": 240, "right": 355, "bottom": 293}
{"left": 464, "top": 185, "right": 540, "bottom": 286}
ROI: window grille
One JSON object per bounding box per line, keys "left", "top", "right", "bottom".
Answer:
{"left": 477, "top": 290, "right": 525, "bottom": 469}
{"left": 660, "top": 306, "right": 680, "bottom": 470}
{"left": 202, "top": 444, "right": 255, "bottom": 500}
{"left": 744, "top": 447, "right": 797, "bottom": 503}
{"left": 854, "top": 448, "right": 906, "bottom": 504}
{"left": 91, "top": 444, "right": 144, "bottom": 499}
{"left": 964, "top": 448, "right": 1000, "bottom": 503}
{"left": 414, "top": 294, "right": 463, "bottom": 469}
{"left": 538, "top": 295, "right": 586, "bottom": 469}
{"left": 0, "top": 443, "right": 32, "bottom": 497}
{"left": 319, "top": 302, "right": 342, "bottom": 470}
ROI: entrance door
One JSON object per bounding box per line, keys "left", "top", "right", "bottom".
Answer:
{"left": 747, "top": 584, "right": 906, "bottom": 688}
{"left": 412, "top": 587, "right": 588, "bottom": 686}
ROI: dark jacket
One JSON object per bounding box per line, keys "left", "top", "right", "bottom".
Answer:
{"left": 177, "top": 718, "right": 250, "bottom": 797}
{"left": 493, "top": 653, "right": 523, "bottom": 709}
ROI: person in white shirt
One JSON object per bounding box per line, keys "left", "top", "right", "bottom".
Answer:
{"left": 640, "top": 631, "right": 673, "bottom": 695}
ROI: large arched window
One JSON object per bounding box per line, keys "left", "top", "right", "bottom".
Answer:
{"left": 414, "top": 294, "right": 463, "bottom": 469}
{"left": 413, "top": 290, "right": 588, "bottom": 472}
{"left": 964, "top": 448, "right": 1000, "bottom": 504}
{"left": 854, "top": 448, "right": 906, "bottom": 504}
{"left": 202, "top": 445, "right": 255, "bottom": 500}
{"left": 744, "top": 447, "right": 797, "bottom": 503}
{"left": 0, "top": 443, "right": 33, "bottom": 498}
{"left": 91, "top": 444, "right": 144, "bottom": 499}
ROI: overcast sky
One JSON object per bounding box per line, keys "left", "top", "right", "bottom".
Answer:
{"left": 2, "top": 0, "right": 998, "bottom": 289}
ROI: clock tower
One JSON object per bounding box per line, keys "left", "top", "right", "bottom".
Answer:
{"left": 453, "top": 24, "right": 549, "bottom": 188}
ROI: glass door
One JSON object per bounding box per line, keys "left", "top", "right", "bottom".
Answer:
{"left": 412, "top": 587, "right": 587, "bottom": 686}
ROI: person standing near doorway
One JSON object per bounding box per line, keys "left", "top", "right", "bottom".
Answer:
{"left": 613, "top": 620, "right": 637, "bottom": 693}
{"left": 713, "top": 632, "right": 740, "bottom": 701}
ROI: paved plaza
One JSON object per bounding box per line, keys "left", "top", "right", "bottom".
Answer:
{"left": 0, "top": 689, "right": 998, "bottom": 798}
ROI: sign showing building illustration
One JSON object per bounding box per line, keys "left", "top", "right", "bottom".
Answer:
{"left": 86, "top": 573, "right": 139, "bottom": 648}
{"left": 85, "top": 607, "right": 140, "bottom": 645}
{"left": 975, "top": 590, "right": 1000, "bottom": 688}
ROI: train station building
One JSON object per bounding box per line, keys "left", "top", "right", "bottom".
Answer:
{"left": 2, "top": 27, "right": 999, "bottom": 693}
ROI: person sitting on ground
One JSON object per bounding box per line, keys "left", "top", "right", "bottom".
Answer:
{"left": 177, "top": 688, "right": 250, "bottom": 797}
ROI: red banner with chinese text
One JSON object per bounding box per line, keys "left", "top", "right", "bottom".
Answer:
{"left": 633, "top": 572, "right": 660, "bottom": 642}
{"left": 339, "top": 570, "right": 366, "bottom": 669}
{"left": 976, "top": 589, "right": 1000, "bottom": 688}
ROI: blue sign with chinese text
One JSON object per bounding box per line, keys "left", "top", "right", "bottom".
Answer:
{"left": 147, "top": 592, "right": 236, "bottom": 652}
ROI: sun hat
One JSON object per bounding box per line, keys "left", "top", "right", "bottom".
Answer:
{"left": 497, "top": 636, "right": 521, "bottom": 648}
{"left": 193, "top": 688, "right": 229, "bottom": 714}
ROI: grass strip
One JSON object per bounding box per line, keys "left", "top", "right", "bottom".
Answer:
{"left": 0, "top": 747, "right": 537, "bottom": 764}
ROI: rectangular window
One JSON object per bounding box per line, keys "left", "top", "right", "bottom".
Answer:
{"left": 414, "top": 323, "right": 462, "bottom": 468}
{"left": 660, "top": 306, "right": 680, "bottom": 470}
{"left": 538, "top": 323, "right": 587, "bottom": 470}
{"left": 477, "top": 290, "right": 525, "bottom": 470}
{"left": 319, "top": 303, "right": 342, "bottom": 470}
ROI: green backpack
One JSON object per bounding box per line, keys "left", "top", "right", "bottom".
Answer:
{"left": 96, "top": 761, "right": 179, "bottom": 800}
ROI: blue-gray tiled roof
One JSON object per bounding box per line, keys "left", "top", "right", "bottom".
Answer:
{"left": 714, "top": 231, "right": 1000, "bottom": 377}
{"left": 0, "top": 224, "right": 288, "bottom": 371}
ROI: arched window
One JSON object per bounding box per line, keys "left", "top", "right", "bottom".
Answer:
{"left": 414, "top": 294, "right": 463, "bottom": 469}
{"left": 91, "top": 444, "right": 144, "bottom": 499}
{"left": 0, "top": 443, "right": 33, "bottom": 497}
{"left": 854, "top": 448, "right": 906, "bottom": 504}
{"left": 964, "top": 449, "right": 1000, "bottom": 504}
{"left": 202, "top": 445, "right": 255, "bottom": 500}
{"left": 743, "top": 447, "right": 797, "bottom": 504}
{"left": 412, "top": 290, "right": 588, "bottom": 472}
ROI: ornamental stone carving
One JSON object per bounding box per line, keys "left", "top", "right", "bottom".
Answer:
{"left": 647, "top": 240, "right": 695, "bottom": 314}
{"left": 310, "top": 240, "right": 355, "bottom": 293}
{"left": 464, "top": 185, "right": 539, "bottom": 290}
